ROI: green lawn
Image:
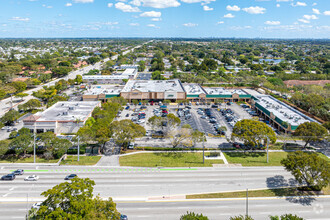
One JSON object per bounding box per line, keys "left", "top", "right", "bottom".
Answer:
{"left": 223, "top": 152, "right": 329, "bottom": 166}
{"left": 223, "top": 152, "right": 288, "bottom": 166}
{"left": 187, "top": 186, "right": 330, "bottom": 199}
{"left": 60, "top": 155, "right": 101, "bottom": 165}
{"left": 0, "top": 157, "right": 58, "bottom": 163}
{"left": 119, "top": 152, "right": 224, "bottom": 167}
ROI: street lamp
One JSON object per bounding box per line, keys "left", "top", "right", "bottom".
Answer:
{"left": 33, "top": 124, "right": 36, "bottom": 163}
{"left": 77, "top": 136, "right": 80, "bottom": 162}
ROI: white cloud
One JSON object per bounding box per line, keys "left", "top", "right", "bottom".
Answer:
{"left": 303, "top": 14, "right": 318, "bottom": 20}
{"left": 217, "top": 21, "right": 224, "bottom": 24}
{"left": 224, "top": 13, "right": 235, "bottom": 18}
{"left": 298, "top": 19, "right": 310, "bottom": 23}
{"left": 265, "top": 21, "right": 281, "bottom": 25}
{"left": 276, "top": 0, "right": 292, "bottom": 2}
{"left": 115, "top": 2, "right": 140, "bottom": 12}
{"left": 226, "top": 5, "right": 240, "bottom": 11}
{"left": 130, "top": 0, "right": 141, "bottom": 6}
{"left": 151, "top": 18, "right": 161, "bottom": 21}
{"left": 65, "top": 3, "right": 72, "bottom": 6}
{"left": 129, "top": 23, "right": 140, "bottom": 26}
{"left": 324, "top": 11, "right": 330, "bottom": 16}
{"left": 10, "top": 17, "right": 30, "bottom": 21}
{"left": 312, "top": 8, "right": 320, "bottom": 14}
{"left": 147, "top": 24, "right": 159, "bottom": 28}
{"left": 108, "top": 3, "right": 113, "bottom": 7}
{"left": 183, "top": 23, "right": 198, "bottom": 27}
{"left": 203, "top": 5, "right": 213, "bottom": 11}
{"left": 133, "top": 0, "right": 180, "bottom": 9}
{"left": 291, "top": 2, "right": 307, "bottom": 7}
{"left": 181, "top": 0, "right": 215, "bottom": 3}
{"left": 242, "top": 6, "right": 266, "bottom": 14}
{"left": 73, "top": 0, "right": 94, "bottom": 3}
{"left": 312, "top": 3, "right": 317, "bottom": 6}
{"left": 276, "top": 4, "right": 280, "bottom": 7}
{"left": 140, "top": 11, "right": 161, "bottom": 17}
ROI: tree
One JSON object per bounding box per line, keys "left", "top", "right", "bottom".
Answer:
{"left": 1, "top": 110, "right": 20, "bottom": 126}
{"left": 281, "top": 151, "right": 330, "bottom": 191}
{"left": 148, "top": 113, "right": 181, "bottom": 136}
{"left": 18, "top": 99, "right": 41, "bottom": 112}
{"left": 109, "top": 96, "right": 127, "bottom": 106}
{"left": 10, "top": 81, "right": 27, "bottom": 92}
{"left": 152, "top": 71, "right": 165, "bottom": 80}
{"left": 110, "top": 119, "right": 146, "bottom": 150}
{"left": 229, "top": 215, "right": 254, "bottom": 220}
{"left": 14, "top": 92, "right": 28, "bottom": 101}
{"left": 0, "top": 140, "right": 10, "bottom": 155}
{"left": 269, "top": 214, "right": 304, "bottom": 220}
{"left": 231, "top": 119, "right": 276, "bottom": 148}
{"left": 191, "top": 130, "right": 206, "bottom": 146}
{"left": 294, "top": 122, "right": 328, "bottom": 148}
{"left": 9, "top": 133, "right": 33, "bottom": 156}
{"left": 29, "top": 178, "right": 120, "bottom": 219}
{"left": 168, "top": 128, "right": 193, "bottom": 148}
{"left": 180, "top": 212, "right": 209, "bottom": 220}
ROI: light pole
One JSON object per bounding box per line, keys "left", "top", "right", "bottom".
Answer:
{"left": 33, "top": 124, "right": 36, "bottom": 163}
{"left": 202, "top": 134, "right": 205, "bottom": 164}
{"left": 266, "top": 136, "right": 269, "bottom": 163}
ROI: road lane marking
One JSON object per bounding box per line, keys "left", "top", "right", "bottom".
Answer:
{"left": 9, "top": 187, "right": 15, "bottom": 191}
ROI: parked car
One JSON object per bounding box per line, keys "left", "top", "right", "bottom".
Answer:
{"left": 127, "top": 143, "right": 135, "bottom": 150}
{"left": 125, "top": 106, "right": 130, "bottom": 110}
{"left": 125, "top": 114, "right": 129, "bottom": 117}
{"left": 209, "top": 119, "right": 217, "bottom": 123}
{"left": 1, "top": 174, "right": 15, "bottom": 180}
{"left": 137, "top": 119, "right": 145, "bottom": 124}
{"left": 12, "top": 169, "right": 24, "bottom": 175}
{"left": 211, "top": 105, "right": 218, "bottom": 108}
{"left": 25, "top": 175, "right": 39, "bottom": 181}
{"left": 64, "top": 174, "right": 77, "bottom": 180}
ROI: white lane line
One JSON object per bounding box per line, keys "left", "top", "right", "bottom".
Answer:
{"left": 9, "top": 187, "right": 15, "bottom": 191}
{"left": 1, "top": 167, "right": 4, "bottom": 169}
{"left": 2, "top": 193, "right": 10, "bottom": 197}
{"left": 18, "top": 209, "right": 27, "bottom": 211}
{"left": 11, "top": 217, "right": 24, "bottom": 219}
{"left": 260, "top": 212, "right": 272, "bottom": 214}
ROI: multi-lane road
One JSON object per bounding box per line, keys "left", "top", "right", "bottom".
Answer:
{"left": 1, "top": 165, "right": 329, "bottom": 219}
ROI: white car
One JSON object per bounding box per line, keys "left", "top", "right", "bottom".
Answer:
{"left": 32, "top": 202, "right": 42, "bottom": 210}
{"left": 137, "top": 119, "right": 145, "bottom": 124}
{"left": 24, "top": 175, "right": 39, "bottom": 181}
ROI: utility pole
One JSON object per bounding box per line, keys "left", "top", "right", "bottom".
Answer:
{"left": 77, "top": 136, "right": 80, "bottom": 162}
{"left": 246, "top": 188, "right": 249, "bottom": 217}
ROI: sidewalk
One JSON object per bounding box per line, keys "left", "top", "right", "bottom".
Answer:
{"left": 96, "top": 155, "right": 120, "bottom": 166}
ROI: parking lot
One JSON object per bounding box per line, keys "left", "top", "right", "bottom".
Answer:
{"left": 115, "top": 102, "right": 256, "bottom": 140}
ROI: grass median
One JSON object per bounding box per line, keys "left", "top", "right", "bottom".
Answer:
{"left": 60, "top": 155, "right": 102, "bottom": 166}
{"left": 223, "top": 152, "right": 329, "bottom": 166}
{"left": 119, "top": 152, "right": 224, "bottom": 167}
{"left": 187, "top": 186, "right": 330, "bottom": 199}
{"left": 0, "top": 157, "right": 58, "bottom": 163}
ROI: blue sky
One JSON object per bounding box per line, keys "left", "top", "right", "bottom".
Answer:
{"left": 0, "top": 0, "right": 329, "bottom": 38}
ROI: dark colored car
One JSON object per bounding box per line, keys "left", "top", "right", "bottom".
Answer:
{"left": 211, "top": 105, "right": 218, "bottom": 108}
{"left": 1, "top": 174, "right": 15, "bottom": 180}
{"left": 65, "top": 174, "right": 77, "bottom": 180}
{"left": 125, "top": 106, "right": 130, "bottom": 110}
{"left": 12, "top": 169, "right": 24, "bottom": 175}
{"left": 125, "top": 114, "right": 129, "bottom": 117}
{"left": 120, "top": 215, "right": 128, "bottom": 220}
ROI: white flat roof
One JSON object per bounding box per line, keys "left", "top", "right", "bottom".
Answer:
{"left": 183, "top": 83, "right": 206, "bottom": 95}
{"left": 254, "top": 95, "right": 312, "bottom": 126}
{"left": 84, "top": 85, "right": 123, "bottom": 95}
{"left": 31, "top": 101, "right": 100, "bottom": 122}
{"left": 122, "top": 79, "right": 185, "bottom": 93}
{"left": 83, "top": 75, "right": 129, "bottom": 79}
{"left": 204, "top": 87, "right": 247, "bottom": 95}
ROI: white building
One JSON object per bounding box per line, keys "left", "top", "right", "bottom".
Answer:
{"left": 23, "top": 101, "right": 101, "bottom": 135}
{"left": 83, "top": 68, "right": 138, "bottom": 84}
